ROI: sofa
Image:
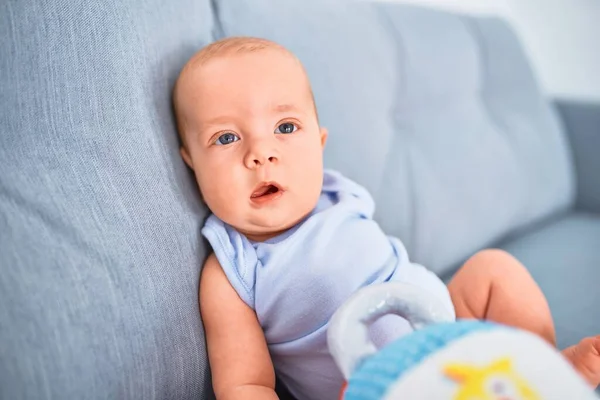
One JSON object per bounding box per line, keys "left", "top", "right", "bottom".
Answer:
{"left": 1, "top": 0, "right": 598, "bottom": 398}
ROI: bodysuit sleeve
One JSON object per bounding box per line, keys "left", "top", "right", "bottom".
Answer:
{"left": 201, "top": 214, "right": 258, "bottom": 309}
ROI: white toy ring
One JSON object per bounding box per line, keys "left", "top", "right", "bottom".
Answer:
{"left": 327, "top": 282, "right": 455, "bottom": 379}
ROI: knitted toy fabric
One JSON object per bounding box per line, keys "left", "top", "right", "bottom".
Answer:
{"left": 328, "top": 282, "right": 598, "bottom": 400}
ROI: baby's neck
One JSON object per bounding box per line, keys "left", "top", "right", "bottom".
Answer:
{"left": 242, "top": 229, "right": 289, "bottom": 243}
{"left": 237, "top": 212, "right": 312, "bottom": 243}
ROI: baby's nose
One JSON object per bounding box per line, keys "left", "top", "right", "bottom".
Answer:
{"left": 251, "top": 154, "right": 277, "bottom": 166}
{"left": 244, "top": 141, "right": 279, "bottom": 168}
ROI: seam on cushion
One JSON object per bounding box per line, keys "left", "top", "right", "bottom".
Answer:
{"left": 465, "top": 16, "right": 511, "bottom": 135}
{"left": 209, "top": 0, "right": 225, "bottom": 40}
{"left": 466, "top": 16, "right": 524, "bottom": 162}
{"left": 467, "top": 22, "right": 522, "bottom": 149}
{"left": 466, "top": 15, "right": 536, "bottom": 143}
{"left": 372, "top": 4, "right": 417, "bottom": 248}
{"left": 374, "top": 5, "right": 408, "bottom": 196}
{"left": 464, "top": 16, "right": 531, "bottom": 235}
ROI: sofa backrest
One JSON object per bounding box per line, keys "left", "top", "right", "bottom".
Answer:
{"left": 214, "top": 0, "right": 576, "bottom": 274}
{"left": 0, "top": 1, "right": 214, "bottom": 398}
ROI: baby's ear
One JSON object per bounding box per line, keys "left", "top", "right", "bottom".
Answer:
{"left": 320, "top": 127, "right": 328, "bottom": 148}
{"left": 180, "top": 146, "right": 194, "bottom": 170}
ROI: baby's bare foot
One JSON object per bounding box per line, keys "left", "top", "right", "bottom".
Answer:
{"left": 562, "top": 335, "right": 600, "bottom": 387}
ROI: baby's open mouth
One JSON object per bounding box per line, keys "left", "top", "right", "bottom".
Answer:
{"left": 250, "top": 182, "right": 284, "bottom": 204}
{"left": 251, "top": 183, "right": 280, "bottom": 198}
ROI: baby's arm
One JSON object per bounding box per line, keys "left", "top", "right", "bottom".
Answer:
{"left": 200, "top": 254, "right": 278, "bottom": 399}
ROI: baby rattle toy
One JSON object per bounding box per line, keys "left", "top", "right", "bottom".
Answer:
{"left": 328, "top": 282, "right": 598, "bottom": 400}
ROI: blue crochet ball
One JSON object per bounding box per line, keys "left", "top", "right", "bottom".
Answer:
{"left": 343, "top": 320, "right": 498, "bottom": 400}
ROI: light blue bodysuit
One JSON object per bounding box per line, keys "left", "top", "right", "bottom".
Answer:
{"left": 202, "top": 169, "right": 455, "bottom": 400}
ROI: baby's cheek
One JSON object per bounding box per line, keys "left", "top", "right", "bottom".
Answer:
{"left": 199, "top": 180, "right": 229, "bottom": 213}
{"left": 300, "top": 168, "right": 324, "bottom": 212}
{"left": 205, "top": 196, "right": 239, "bottom": 226}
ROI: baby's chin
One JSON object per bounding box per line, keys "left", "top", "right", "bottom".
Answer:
{"left": 236, "top": 213, "right": 310, "bottom": 242}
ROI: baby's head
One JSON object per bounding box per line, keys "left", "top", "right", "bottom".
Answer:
{"left": 173, "top": 37, "right": 328, "bottom": 241}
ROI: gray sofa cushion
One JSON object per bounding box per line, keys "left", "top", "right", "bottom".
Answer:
{"left": 0, "top": 1, "right": 213, "bottom": 398}
{"left": 555, "top": 100, "right": 600, "bottom": 213}
{"left": 214, "top": 0, "right": 576, "bottom": 274}
{"left": 498, "top": 212, "right": 600, "bottom": 350}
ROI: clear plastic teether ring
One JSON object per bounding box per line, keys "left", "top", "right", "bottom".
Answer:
{"left": 327, "top": 282, "right": 454, "bottom": 379}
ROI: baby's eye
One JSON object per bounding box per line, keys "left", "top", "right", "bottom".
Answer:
{"left": 275, "top": 122, "right": 297, "bottom": 134}
{"left": 215, "top": 132, "right": 239, "bottom": 146}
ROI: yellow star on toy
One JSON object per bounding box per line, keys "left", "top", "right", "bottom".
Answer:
{"left": 444, "top": 357, "right": 540, "bottom": 400}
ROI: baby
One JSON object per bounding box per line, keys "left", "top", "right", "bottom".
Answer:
{"left": 173, "top": 37, "right": 600, "bottom": 400}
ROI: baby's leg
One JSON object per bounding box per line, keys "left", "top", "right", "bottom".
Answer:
{"left": 447, "top": 249, "right": 556, "bottom": 344}
{"left": 448, "top": 249, "right": 600, "bottom": 387}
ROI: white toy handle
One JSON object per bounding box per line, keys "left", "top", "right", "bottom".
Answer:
{"left": 327, "top": 282, "right": 454, "bottom": 380}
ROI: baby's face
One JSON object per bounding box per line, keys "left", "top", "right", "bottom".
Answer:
{"left": 177, "top": 49, "right": 327, "bottom": 241}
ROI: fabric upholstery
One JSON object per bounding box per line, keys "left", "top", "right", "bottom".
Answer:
{"left": 555, "top": 100, "right": 600, "bottom": 213}
{"left": 0, "top": 0, "right": 214, "bottom": 398}
{"left": 213, "top": 0, "right": 575, "bottom": 275}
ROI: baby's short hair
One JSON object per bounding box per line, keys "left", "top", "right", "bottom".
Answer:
{"left": 181, "top": 37, "right": 289, "bottom": 70}
{"left": 173, "top": 37, "right": 318, "bottom": 147}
